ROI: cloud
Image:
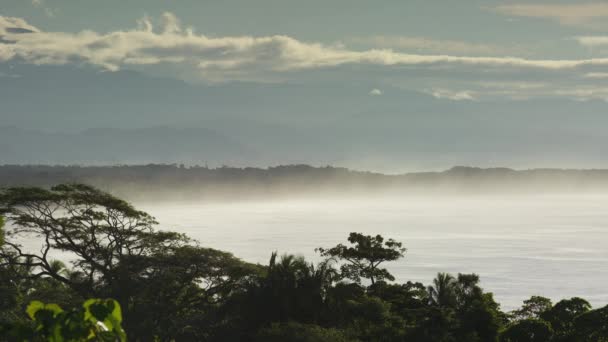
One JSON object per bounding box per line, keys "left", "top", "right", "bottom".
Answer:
{"left": 3, "top": 13, "right": 608, "bottom": 101}
{"left": 584, "top": 72, "right": 608, "bottom": 79}
{"left": 494, "top": 3, "right": 608, "bottom": 29}
{"left": 2, "top": 12, "right": 608, "bottom": 77}
{"left": 0, "top": 16, "right": 39, "bottom": 35}
{"left": 350, "top": 36, "right": 524, "bottom": 56}
{"left": 31, "top": 0, "right": 56, "bottom": 18}
{"left": 369, "top": 88, "right": 382, "bottom": 96}
{"left": 576, "top": 36, "right": 608, "bottom": 47}
{"left": 430, "top": 88, "right": 476, "bottom": 101}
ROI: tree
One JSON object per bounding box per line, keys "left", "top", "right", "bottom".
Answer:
{"left": 572, "top": 305, "right": 608, "bottom": 341}
{"left": 541, "top": 297, "right": 591, "bottom": 341}
{"left": 0, "top": 215, "right": 21, "bottom": 325}
{"left": 235, "top": 253, "right": 337, "bottom": 333}
{"left": 255, "top": 322, "right": 352, "bottom": 342}
{"left": 500, "top": 319, "right": 553, "bottom": 342}
{"left": 428, "top": 273, "right": 457, "bottom": 308}
{"left": 0, "top": 184, "right": 260, "bottom": 340}
{"left": 316, "top": 233, "right": 406, "bottom": 284}
{"left": 426, "top": 273, "right": 503, "bottom": 341}
{"left": 510, "top": 296, "right": 552, "bottom": 321}
{"left": 0, "top": 184, "right": 163, "bottom": 297}
{"left": 0, "top": 215, "right": 4, "bottom": 246}
{"left": 367, "top": 280, "right": 427, "bottom": 321}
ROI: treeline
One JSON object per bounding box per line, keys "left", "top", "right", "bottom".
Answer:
{"left": 2, "top": 165, "right": 608, "bottom": 200}
{"left": 1, "top": 184, "right": 607, "bottom": 341}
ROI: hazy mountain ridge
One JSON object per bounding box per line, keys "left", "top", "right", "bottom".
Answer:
{"left": 3, "top": 62, "right": 608, "bottom": 170}
{"left": 2, "top": 164, "right": 608, "bottom": 200}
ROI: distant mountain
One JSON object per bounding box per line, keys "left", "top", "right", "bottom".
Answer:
{"left": 2, "top": 164, "right": 608, "bottom": 200}
{"left": 2, "top": 62, "right": 608, "bottom": 170}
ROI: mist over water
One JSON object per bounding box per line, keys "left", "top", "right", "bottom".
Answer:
{"left": 141, "top": 194, "right": 608, "bottom": 311}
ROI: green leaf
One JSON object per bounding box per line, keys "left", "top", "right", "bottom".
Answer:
{"left": 83, "top": 299, "right": 126, "bottom": 341}
{"left": 26, "top": 301, "right": 45, "bottom": 320}
{"left": 45, "top": 304, "right": 64, "bottom": 315}
{"left": 107, "top": 299, "right": 122, "bottom": 324}
{"left": 27, "top": 301, "right": 63, "bottom": 320}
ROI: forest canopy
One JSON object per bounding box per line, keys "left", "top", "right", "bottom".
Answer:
{"left": 1, "top": 184, "right": 607, "bottom": 341}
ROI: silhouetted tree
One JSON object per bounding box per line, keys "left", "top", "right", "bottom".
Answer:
{"left": 500, "top": 319, "right": 553, "bottom": 342}
{"left": 317, "top": 232, "right": 405, "bottom": 284}
{"left": 541, "top": 297, "right": 591, "bottom": 341}
{"left": 510, "top": 296, "right": 553, "bottom": 321}
{"left": 572, "top": 305, "right": 608, "bottom": 341}
{"left": 0, "top": 184, "right": 259, "bottom": 341}
{"left": 2, "top": 184, "right": 608, "bottom": 341}
{"left": 428, "top": 273, "right": 457, "bottom": 308}
{"left": 255, "top": 322, "right": 351, "bottom": 342}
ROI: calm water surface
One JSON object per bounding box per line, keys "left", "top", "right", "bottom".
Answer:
{"left": 140, "top": 195, "right": 608, "bottom": 311}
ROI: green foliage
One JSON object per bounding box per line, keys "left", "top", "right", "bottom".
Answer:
{"left": 0, "top": 184, "right": 260, "bottom": 340}
{"left": 572, "top": 305, "right": 608, "bottom": 341}
{"left": 256, "top": 322, "right": 354, "bottom": 342}
{"left": 2, "top": 299, "right": 126, "bottom": 342}
{"left": 428, "top": 272, "right": 458, "bottom": 308}
{"left": 541, "top": 297, "right": 591, "bottom": 340}
{"left": 510, "top": 296, "right": 553, "bottom": 321}
{"left": 316, "top": 232, "right": 406, "bottom": 284}
{"left": 500, "top": 319, "right": 553, "bottom": 342}
{"left": 1, "top": 184, "right": 608, "bottom": 341}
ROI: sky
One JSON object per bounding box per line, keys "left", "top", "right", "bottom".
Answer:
{"left": 2, "top": 1, "right": 608, "bottom": 171}
{"left": 4, "top": 0, "right": 608, "bottom": 95}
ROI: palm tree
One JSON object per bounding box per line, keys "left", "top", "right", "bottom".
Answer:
{"left": 268, "top": 253, "right": 308, "bottom": 288}
{"left": 265, "top": 253, "right": 338, "bottom": 323}
{"left": 266, "top": 253, "right": 309, "bottom": 321}
{"left": 305, "top": 259, "right": 338, "bottom": 294}
{"left": 428, "top": 272, "right": 458, "bottom": 308}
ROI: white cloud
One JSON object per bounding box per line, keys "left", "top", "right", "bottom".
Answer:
{"left": 30, "top": 0, "right": 56, "bottom": 18}
{"left": 3, "top": 12, "right": 608, "bottom": 80}
{"left": 494, "top": 3, "right": 608, "bottom": 29}
{"left": 584, "top": 72, "right": 608, "bottom": 79}
{"left": 350, "top": 36, "right": 524, "bottom": 56}
{"left": 576, "top": 36, "right": 608, "bottom": 47}
{"left": 430, "top": 89, "right": 476, "bottom": 101}
{"left": 160, "top": 12, "right": 183, "bottom": 34}
{"left": 0, "top": 16, "right": 39, "bottom": 34}
{"left": 369, "top": 88, "right": 382, "bottom": 96}
{"left": 477, "top": 81, "right": 547, "bottom": 90}
{"left": 3, "top": 13, "right": 608, "bottom": 101}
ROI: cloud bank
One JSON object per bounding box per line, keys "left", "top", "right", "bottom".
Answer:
{"left": 1, "top": 13, "right": 608, "bottom": 100}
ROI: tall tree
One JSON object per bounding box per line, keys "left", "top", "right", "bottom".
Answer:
{"left": 0, "top": 184, "right": 259, "bottom": 340}
{"left": 541, "top": 297, "right": 591, "bottom": 341}
{"left": 510, "top": 296, "right": 552, "bottom": 321}
{"left": 428, "top": 273, "right": 457, "bottom": 308}
{"left": 316, "top": 232, "right": 406, "bottom": 284}
{"left": 573, "top": 305, "right": 608, "bottom": 341}
{"left": 500, "top": 319, "right": 553, "bottom": 342}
